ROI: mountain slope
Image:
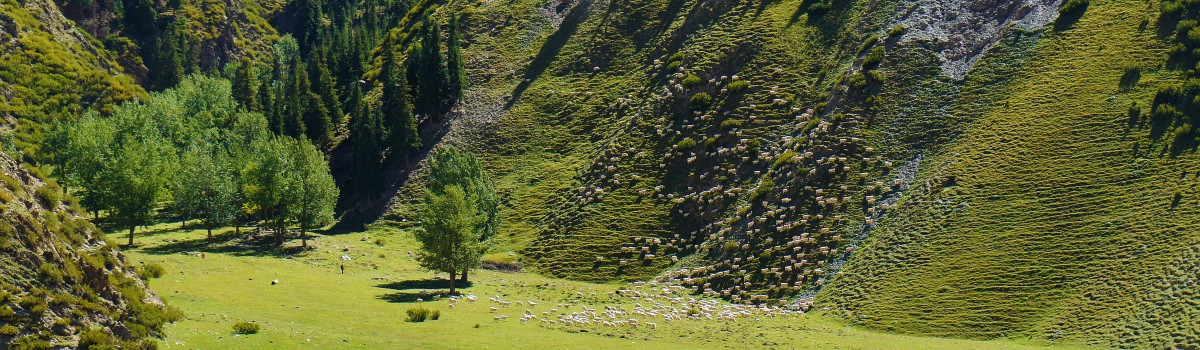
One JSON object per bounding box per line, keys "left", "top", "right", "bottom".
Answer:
{"left": 0, "top": 152, "right": 176, "bottom": 348}
{"left": 379, "top": 0, "right": 1199, "bottom": 347}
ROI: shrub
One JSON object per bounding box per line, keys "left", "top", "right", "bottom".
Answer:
{"left": 689, "top": 92, "right": 713, "bottom": 110}
{"left": 867, "top": 70, "right": 887, "bottom": 83}
{"left": 233, "top": 321, "right": 260, "bottom": 334}
{"left": 78, "top": 328, "right": 117, "bottom": 349}
{"left": 806, "top": 2, "right": 830, "bottom": 17}
{"left": 722, "top": 241, "right": 740, "bottom": 253}
{"left": 0, "top": 324, "right": 18, "bottom": 336}
{"left": 721, "top": 119, "right": 744, "bottom": 130}
{"left": 888, "top": 25, "right": 908, "bottom": 37}
{"left": 406, "top": 307, "right": 430, "bottom": 322}
{"left": 848, "top": 72, "right": 867, "bottom": 88}
{"left": 857, "top": 35, "right": 879, "bottom": 55}
{"left": 1059, "top": 0, "right": 1088, "bottom": 16}
{"left": 34, "top": 184, "right": 60, "bottom": 207}
{"left": 38, "top": 263, "right": 64, "bottom": 284}
{"left": 675, "top": 138, "right": 697, "bottom": 151}
{"left": 1119, "top": 64, "right": 1141, "bottom": 89}
{"left": 863, "top": 46, "right": 885, "bottom": 69}
{"left": 727, "top": 80, "right": 749, "bottom": 92}
{"left": 137, "top": 263, "right": 166, "bottom": 280}
{"left": 429, "top": 309, "right": 441, "bottom": 320}
{"left": 682, "top": 74, "right": 702, "bottom": 87}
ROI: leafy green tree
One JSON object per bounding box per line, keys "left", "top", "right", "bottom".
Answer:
{"left": 288, "top": 139, "right": 339, "bottom": 248}
{"left": 241, "top": 137, "right": 296, "bottom": 246}
{"left": 104, "top": 133, "right": 177, "bottom": 246}
{"left": 426, "top": 146, "right": 499, "bottom": 282}
{"left": 176, "top": 144, "right": 239, "bottom": 240}
{"left": 416, "top": 185, "right": 483, "bottom": 295}
{"left": 62, "top": 114, "right": 117, "bottom": 218}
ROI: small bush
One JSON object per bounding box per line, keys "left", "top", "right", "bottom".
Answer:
{"left": 727, "top": 80, "right": 749, "bottom": 92}
{"left": 722, "top": 241, "right": 740, "bottom": 253}
{"left": 806, "top": 2, "right": 829, "bottom": 17}
{"left": 137, "top": 263, "right": 166, "bottom": 280}
{"left": 888, "top": 25, "right": 908, "bottom": 37}
{"left": 34, "top": 184, "right": 60, "bottom": 207}
{"left": 78, "top": 328, "right": 118, "bottom": 349}
{"left": 863, "top": 46, "right": 885, "bottom": 69}
{"left": 721, "top": 119, "right": 744, "bottom": 130}
{"left": 1059, "top": 0, "right": 1088, "bottom": 15}
{"left": 674, "top": 138, "right": 697, "bottom": 151}
{"left": 37, "top": 263, "right": 64, "bottom": 284}
{"left": 429, "top": 309, "right": 441, "bottom": 320}
{"left": 407, "top": 307, "right": 432, "bottom": 322}
{"left": 0, "top": 324, "right": 18, "bottom": 336}
{"left": 682, "top": 74, "right": 702, "bottom": 87}
{"left": 867, "top": 70, "right": 887, "bottom": 83}
{"left": 848, "top": 72, "right": 867, "bottom": 88}
{"left": 857, "top": 35, "right": 879, "bottom": 55}
{"left": 233, "top": 321, "right": 260, "bottom": 335}
{"left": 689, "top": 92, "right": 713, "bottom": 110}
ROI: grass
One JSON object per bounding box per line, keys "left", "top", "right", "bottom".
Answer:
{"left": 120, "top": 222, "right": 1074, "bottom": 349}
{"left": 825, "top": 0, "right": 1200, "bottom": 347}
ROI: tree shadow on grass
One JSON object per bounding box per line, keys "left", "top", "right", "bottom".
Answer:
{"left": 134, "top": 229, "right": 307, "bottom": 257}
{"left": 375, "top": 278, "right": 473, "bottom": 303}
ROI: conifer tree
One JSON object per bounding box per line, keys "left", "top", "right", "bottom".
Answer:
{"left": 380, "top": 37, "right": 420, "bottom": 158}
{"left": 446, "top": 15, "right": 466, "bottom": 101}
{"left": 232, "top": 59, "right": 259, "bottom": 111}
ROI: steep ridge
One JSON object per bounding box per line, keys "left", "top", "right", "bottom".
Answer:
{"left": 0, "top": 153, "right": 176, "bottom": 348}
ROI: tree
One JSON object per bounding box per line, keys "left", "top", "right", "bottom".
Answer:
{"left": 176, "top": 144, "right": 239, "bottom": 240}
{"left": 415, "top": 185, "right": 483, "bottom": 295}
{"left": 242, "top": 137, "right": 296, "bottom": 246}
{"left": 288, "top": 139, "right": 339, "bottom": 248}
{"left": 309, "top": 52, "right": 343, "bottom": 125}
{"left": 426, "top": 146, "right": 499, "bottom": 282}
{"left": 232, "top": 59, "right": 259, "bottom": 111}
{"left": 104, "top": 134, "right": 176, "bottom": 246}
{"left": 152, "top": 29, "right": 184, "bottom": 91}
{"left": 303, "top": 90, "right": 332, "bottom": 144}
{"left": 414, "top": 20, "right": 447, "bottom": 116}
{"left": 380, "top": 37, "right": 420, "bottom": 157}
{"left": 283, "top": 62, "right": 309, "bottom": 139}
{"left": 445, "top": 15, "right": 466, "bottom": 101}
{"left": 348, "top": 82, "right": 383, "bottom": 191}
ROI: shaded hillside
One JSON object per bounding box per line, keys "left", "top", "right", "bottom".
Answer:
{"left": 0, "top": 153, "right": 176, "bottom": 348}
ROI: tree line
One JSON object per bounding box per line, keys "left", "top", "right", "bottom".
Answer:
{"left": 48, "top": 75, "right": 338, "bottom": 247}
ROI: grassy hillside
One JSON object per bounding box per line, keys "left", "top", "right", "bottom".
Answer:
{"left": 824, "top": 0, "right": 1200, "bottom": 347}
{"left": 0, "top": 0, "right": 143, "bottom": 155}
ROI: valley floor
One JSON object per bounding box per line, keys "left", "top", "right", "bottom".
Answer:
{"left": 119, "top": 224, "right": 1080, "bottom": 349}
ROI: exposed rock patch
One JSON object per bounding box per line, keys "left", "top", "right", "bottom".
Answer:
{"left": 895, "top": 0, "right": 1061, "bottom": 79}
